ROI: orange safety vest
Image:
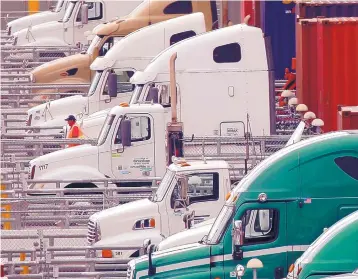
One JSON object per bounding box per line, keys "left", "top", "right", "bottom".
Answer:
{"left": 66, "top": 124, "right": 84, "bottom": 148}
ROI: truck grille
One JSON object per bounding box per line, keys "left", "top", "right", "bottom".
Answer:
{"left": 87, "top": 219, "right": 97, "bottom": 245}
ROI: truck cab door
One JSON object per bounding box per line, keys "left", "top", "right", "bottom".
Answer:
{"left": 222, "top": 202, "right": 288, "bottom": 279}
{"left": 99, "top": 70, "right": 135, "bottom": 111}
{"left": 110, "top": 113, "right": 155, "bottom": 179}
{"left": 73, "top": 2, "right": 104, "bottom": 45}
{"left": 166, "top": 172, "right": 221, "bottom": 235}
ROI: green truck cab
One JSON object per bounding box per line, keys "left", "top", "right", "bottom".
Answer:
{"left": 127, "top": 131, "right": 358, "bottom": 279}
{"left": 287, "top": 210, "right": 358, "bottom": 279}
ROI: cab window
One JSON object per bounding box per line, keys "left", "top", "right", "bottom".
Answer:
{"left": 76, "top": 2, "right": 103, "bottom": 22}
{"left": 240, "top": 209, "right": 278, "bottom": 245}
{"left": 145, "top": 84, "right": 177, "bottom": 107}
{"left": 163, "top": 1, "right": 192, "bottom": 14}
{"left": 99, "top": 37, "right": 123, "bottom": 56}
{"left": 170, "top": 173, "right": 219, "bottom": 208}
{"left": 114, "top": 116, "right": 151, "bottom": 144}
{"left": 170, "top": 30, "right": 196, "bottom": 45}
{"left": 334, "top": 156, "right": 358, "bottom": 180}
{"left": 103, "top": 70, "right": 135, "bottom": 96}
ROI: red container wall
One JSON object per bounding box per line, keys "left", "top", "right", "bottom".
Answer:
{"left": 240, "top": 0, "right": 261, "bottom": 27}
{"left": 337, "top": 107, "right": 358, "bottom": 130}
{"left": 317, "top": 18, "right": 358, "bottom": 132}
{"left": 296, "top": 19, "right": 319, "bottom": 115}
{"left": 297, "top": 1, "right": 358, "bottom": 19}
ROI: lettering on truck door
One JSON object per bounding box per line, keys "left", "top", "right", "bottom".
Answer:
{"left": 220, "top": 202, "right": 288, "bottom": 279}
{"left": 111, "top": 114, "right": 155, "bottom": 179}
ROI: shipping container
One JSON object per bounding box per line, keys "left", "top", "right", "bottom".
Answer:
{"left": 316, "top": 17, "right": 358, "bottom": 132}
{"left": 296, "top": 1, "right": 358, "bottom": 19}
{"left": 337, "top": 106, "right": 358, "bottom": 130}
{"left": 240, "top": 0, "right": 261, "bottom": 28}
{"left": 260, "top": 1, "right": 296, "bottom": 79}
{"left": 296, "top": 19, "right": 319, "bottom": 115}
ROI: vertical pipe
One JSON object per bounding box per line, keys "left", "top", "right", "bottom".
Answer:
{"left": 28, "top": 0, "right": 40, "bottom": 15}
{"left": 169, "top": 53, "right": 178, "bottom": 123}
{"left": 222, "top": 0, "right": 229, "bottom": 27}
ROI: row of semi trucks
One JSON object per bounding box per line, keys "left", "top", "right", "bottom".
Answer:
{"left": 90, "top": 131, "right": 358, "bottom": 279}
{"left": 8, "top": 1, "right": 358, "bottom": 278}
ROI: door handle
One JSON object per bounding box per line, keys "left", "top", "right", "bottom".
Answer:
{"left": 274, "top": 266, "right": 284, "bottom": 279}
{"left": 104, "top": 97, "right": 111, "bottom": 103}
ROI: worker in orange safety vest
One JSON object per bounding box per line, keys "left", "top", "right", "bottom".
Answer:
{"left": 64, "top": 115, "right": 84, "bottom": 148}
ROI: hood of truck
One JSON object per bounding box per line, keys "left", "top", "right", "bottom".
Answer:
{"left": 28, "top": 95, "right": 87, "bottom": 127}
{"left": 157, "top": 222, "right": 213, "bottom": 251}
{"left": 91, "top": 198, "right": 160, "bottom": 239}
{"left": 133, "top": 242, "right": 210, "bottom": 275}
{"left": 30, "top": 144, "right": 99, "bottom": 172}
{"left": 32, "top": 53, "right": 91, "bottom": 83}
{"left": 14, "top": 21, "right": 67, "bottom": 46}
{"left": 7, "top": 11, "right": 56, "bottom": 34}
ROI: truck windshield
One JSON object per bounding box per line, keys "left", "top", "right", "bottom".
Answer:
{"left": 97, "top": 114, "right": 115, "bottom": 146}
{"left": 86, "top": 35, "right": 102, "bottom": 55}
{"left": 54, "top": 0, "right": 65, "bottom": 12}
{"left": 151, "top": 169, "right": 175, "bottom": 202}
{"left": 88, "top": 71, "right": 103, "bottom": 96}
{"left": 61, "top": 1, "right": 76, "bottom": 22}
{"left": 129, "top": 85, "right": 144, "bottom": 104}
{"left": 206, "top": 205, "right": 235, "bottom": 245}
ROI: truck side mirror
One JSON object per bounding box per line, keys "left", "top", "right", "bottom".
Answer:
{"left": 143, "top": 238, "right": 151, "bottom": 255}
{"left": 120, "top": 119, "right": 131, "bottom": 147}
{"left": 108, "top": 73, "right": 118, "bottom": 98}
{"left": 81, "top": 4, "right": 89, "bottom": 25}
{"left": 147, "top": 244, "right": 156, "bottom": 276}
{"left": 146, "top": 87, "right": 159, "bottom": 103}
{"left": 232, "top": 220, "right": 244, "bottom": 260}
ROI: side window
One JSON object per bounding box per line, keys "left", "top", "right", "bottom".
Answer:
{"left": 76, "top": 2, "right": 103, "bottom": 22}
{"left": 170, "top": 30, "right": 196, "bottom": 45}
{"left": 88, "top": 2, "right": 103, "bottom": 20}
{"left": 99, "top": 37, "right": 122, "bottom": 57}
{"left": 114, "top": 116, "right": 151, "bottom": 144}
{"left": 144, "top": 84, "right": 176, "bottom": 108}
{"left": 334, "top": 156, "right": 358, "bottom": 180}
{"left": 213, "top": 43, "right": 242, "bottom": 63}
{"left": 103, "top": 71, "right": 135, "bottom": 95}
{"left": 170, "top": 173, "right": 219, "bottom": 208}
{"left": 163, "top": 1, "right": 192, "bottom": 14}
{"left": 240, "top": 209, "right": 278, "bottom": 245}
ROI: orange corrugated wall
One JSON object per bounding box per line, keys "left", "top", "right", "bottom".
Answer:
{"left": 28, "top": 0, "right": 40, "bottom": 15}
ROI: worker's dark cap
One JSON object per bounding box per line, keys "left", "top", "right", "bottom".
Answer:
{"left": 65, "top": 115, "right": 76, "bottom": 121}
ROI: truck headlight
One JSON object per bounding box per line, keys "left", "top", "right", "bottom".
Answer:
{"left": 133, "top": 218, "right": 155, "bottom": 230}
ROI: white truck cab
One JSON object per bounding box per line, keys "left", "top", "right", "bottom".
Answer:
{"left": 88, "top": 160, "right": 232, "bottom": 260}
{"left": 79, "top": 21, "right": 274, "bottom": 139}
{"left": 12, "top": 0, "right": 141, "bottom": 47}
{"left": 26, "top": 13, "right": 207, "bottom": 136}
{"left": 6, "top": 0, "right": 68, "bottom": 36}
